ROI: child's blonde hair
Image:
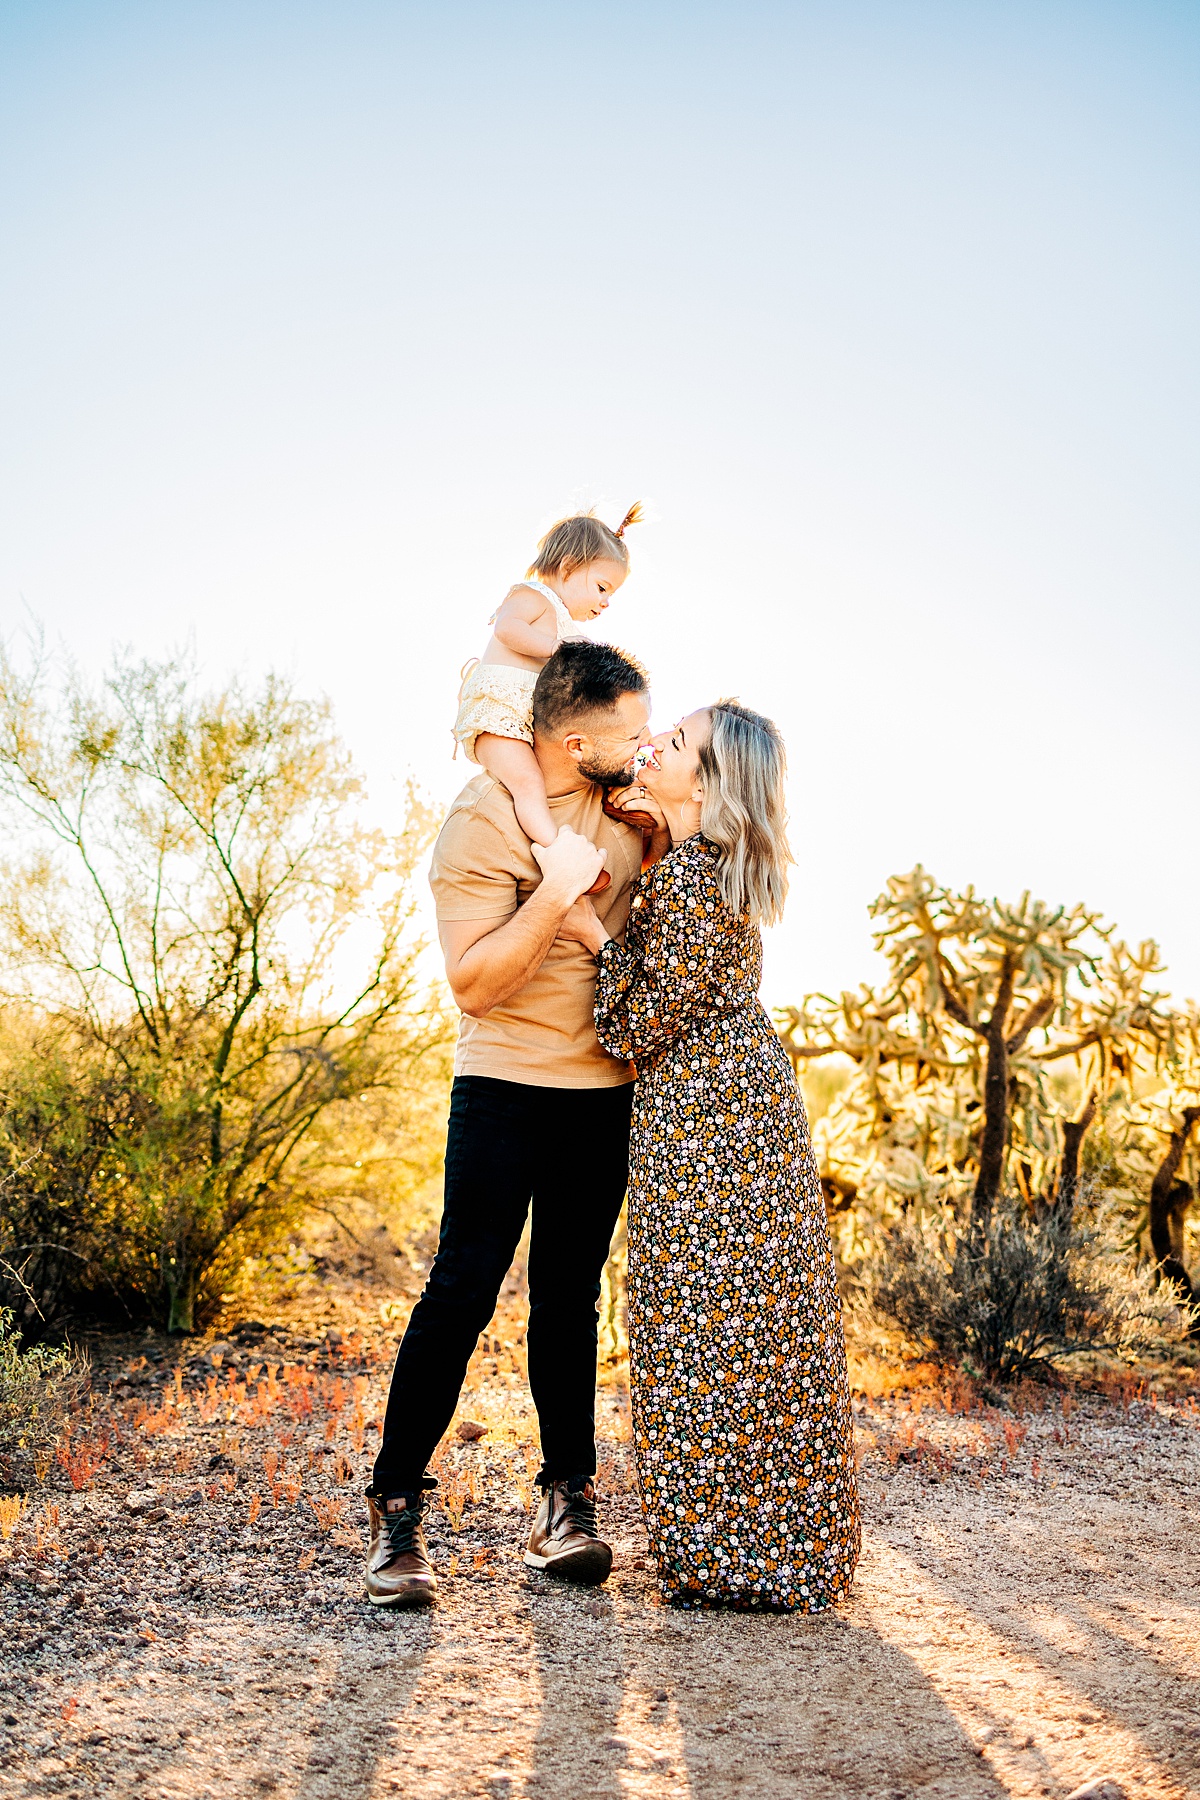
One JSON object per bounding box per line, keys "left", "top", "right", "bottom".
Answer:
{"left": 527, "top": 504, "right": 644, "bottom": 581}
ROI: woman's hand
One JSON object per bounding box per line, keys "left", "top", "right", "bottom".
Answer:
{"left": 555, "top": 895, "right": 611, "bottom": 956}
{"left": 604, "top": 784, "right": 671, "bottom": 867}
{"left": 604, "top": 782, "right": 663, "bottom": 832}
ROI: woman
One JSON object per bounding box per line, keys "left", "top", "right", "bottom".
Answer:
{"left": 572, "top": 701, "right": 860, "bottom": 1610}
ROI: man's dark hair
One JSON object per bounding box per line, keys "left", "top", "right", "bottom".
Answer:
{"left": 532, "top": 641, "right": 649, "bottom": 738}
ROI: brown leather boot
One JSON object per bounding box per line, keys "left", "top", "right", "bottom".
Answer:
{"left": 364, "top": 1490, "right": 437, "bottom": 1609}
{"left": 523, "top": 1476, "right": 612, "bottom": 1585}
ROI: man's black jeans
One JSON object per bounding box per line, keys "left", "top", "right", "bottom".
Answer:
{"left": 372, "top": 1075, "right": 633, "bottom": 1495}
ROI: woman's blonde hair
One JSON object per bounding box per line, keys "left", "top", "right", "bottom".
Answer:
{"left": 697, "top": 700, "right": 791, "bottom": 926}
{"left": 527, "top": 504, "right": 643, "bottom": 580}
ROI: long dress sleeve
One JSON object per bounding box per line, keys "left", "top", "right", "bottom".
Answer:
{"left": 594, "top": 839, "right": 737, "bottom": 1065}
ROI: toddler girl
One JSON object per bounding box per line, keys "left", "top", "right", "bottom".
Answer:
{"left": 453, "top": 505, "right": 643, "bottom": 857}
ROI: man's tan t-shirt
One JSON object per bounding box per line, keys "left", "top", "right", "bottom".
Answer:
{"left": 430, "top": 775, "right": 642, "bottom": 1088}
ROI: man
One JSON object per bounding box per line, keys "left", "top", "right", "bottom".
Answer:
{"left": 365, "top": 640, "right": 658, "bottom": 1607}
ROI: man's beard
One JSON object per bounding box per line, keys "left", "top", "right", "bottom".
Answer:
{"left": 579, "top": 750, "right": 637, "bottom": 789}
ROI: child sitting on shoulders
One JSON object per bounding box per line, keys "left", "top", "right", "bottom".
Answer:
{"left": 453, "top": 505, "right": 643, "bottom": 864}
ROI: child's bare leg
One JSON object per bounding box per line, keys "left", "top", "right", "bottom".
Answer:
{"left": 475, "top": 732, "right": 611, "bottom": 894}
{"left": 475, "top": 735, "right": 556, "bottom": 846}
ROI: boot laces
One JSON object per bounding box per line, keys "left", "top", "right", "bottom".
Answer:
{"left": 381, "top": 1504, "right": 422, "bottom": 1559}
{"left": 553, "top": 1481, "right": 598, "bottom": 1540}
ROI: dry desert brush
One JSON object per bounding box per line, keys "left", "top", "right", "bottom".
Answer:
{"left": 856, "top": 1194, "right": 1188, "bottom": 1381}
{"left": 0, "top": 642, "right": 454, "bottom": 1334}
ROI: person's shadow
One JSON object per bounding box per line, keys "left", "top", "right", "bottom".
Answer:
{"left": 288, "top": 1610, "right": 434, "bottom": 1799}
{"left": 523, "top": 1561, "right": 1005, "bottom": 1799}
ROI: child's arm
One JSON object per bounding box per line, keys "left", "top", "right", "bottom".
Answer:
{"left": 491, "top": 587, "right": 559, "bottom": 661}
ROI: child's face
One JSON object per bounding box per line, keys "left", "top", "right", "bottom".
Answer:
{"left": 557, "top": 558, "right": 627, "bottom": 621}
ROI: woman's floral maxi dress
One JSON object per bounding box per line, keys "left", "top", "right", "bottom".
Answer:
{"left": 594, "top": 835, "right": 860, "bottom": 1610}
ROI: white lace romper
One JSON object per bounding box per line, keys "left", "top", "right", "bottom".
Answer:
{"left": 453, "top": 579, "right": 587, "bottom": 763}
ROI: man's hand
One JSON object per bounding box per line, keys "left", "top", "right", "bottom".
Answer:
{"left": 531, "top": 827, "right": 606, "bottom": 904}
{"left": 556, "top": 895, "right": 611, "bottom": 956}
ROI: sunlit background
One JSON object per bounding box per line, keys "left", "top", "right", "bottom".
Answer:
{"left": 2, "top": 0, "right": 1197, "bottom": 1005}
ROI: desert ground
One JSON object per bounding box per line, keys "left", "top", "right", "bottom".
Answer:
{"left": 4, "top": 1232, "right": 1199, "bottom": 1800}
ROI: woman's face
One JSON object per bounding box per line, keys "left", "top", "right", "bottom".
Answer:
{"left": 637, "top": 708, "right": 710, "bottom": 808}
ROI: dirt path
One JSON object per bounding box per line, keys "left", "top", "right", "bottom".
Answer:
{"left": 4, "top": 1269, "right": 1200, "bottom": 1800}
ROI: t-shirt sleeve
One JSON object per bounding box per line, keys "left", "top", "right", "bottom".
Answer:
{"left": 429, "top": 808, "right": 522, "bottom": 922}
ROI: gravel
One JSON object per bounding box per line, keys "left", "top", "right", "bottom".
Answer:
{"left": 2, "top": 1291, "right": 1199, "bottom": 1799}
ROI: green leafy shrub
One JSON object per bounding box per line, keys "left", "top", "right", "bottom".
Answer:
{"left": 0, "top": 1306, "right": 83, "bottom": 1477}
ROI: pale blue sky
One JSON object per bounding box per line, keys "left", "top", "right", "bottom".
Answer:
{"left": 2, "top": 1, "right": 1197, "bottom": 1004}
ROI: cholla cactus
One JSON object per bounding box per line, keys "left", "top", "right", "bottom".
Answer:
{"left": 1099, "top": 1002, "right": 1200, "bottom": 1299}
{"left": 779, "top": 868, "right": 1185, "bottom": 1268}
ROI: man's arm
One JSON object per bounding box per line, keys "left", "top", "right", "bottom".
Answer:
{"left": 441, "top": 828, "right": 604, "bottom": 1017}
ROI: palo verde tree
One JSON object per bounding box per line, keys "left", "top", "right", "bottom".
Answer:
{"left": 0, "top": 645, "right": 452, "bottom": 1333}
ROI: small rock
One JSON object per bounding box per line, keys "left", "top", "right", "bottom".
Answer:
{"left": 582, "top": 1598, "right": 606, "bottom": 1618}
{"left": 123, "top": 1489, "right": 158, "bottom": 1515}
{"left": 1065, "top": 1781, "right": 1128, "bottom": 1800}
{"left": 600, "top": 1735, "right": 668, "bottom": 1765}
{"left": 456, "top": 1420, "right": 488, "bottom": 1442}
